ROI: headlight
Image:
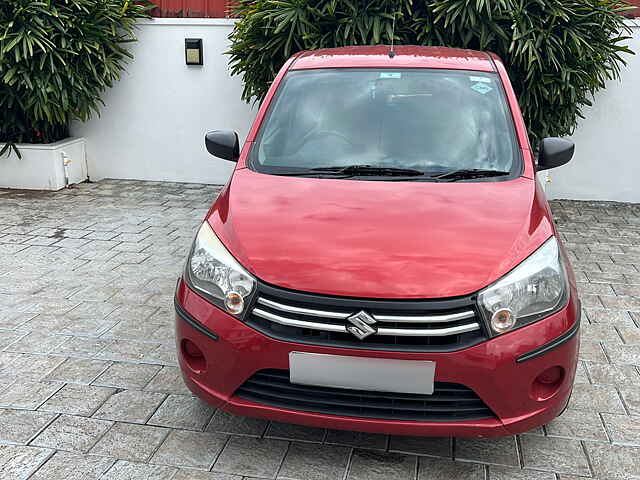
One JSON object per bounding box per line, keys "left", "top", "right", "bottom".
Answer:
{"left": 478, "top": 237, "right": 568, "bottom": 335}
{"left": 185, "top": 222, "right": 256, "bottom": 315}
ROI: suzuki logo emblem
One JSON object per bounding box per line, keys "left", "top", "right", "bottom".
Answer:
{"left": 346, "top": 310, "right": 377, "bottom": 340}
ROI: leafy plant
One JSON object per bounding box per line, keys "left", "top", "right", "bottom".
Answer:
{"left": 0, "top": 0, "right": 150, "bottom": 158}
{"left": 228, "top": 0, "right": 634, "bottom": 146}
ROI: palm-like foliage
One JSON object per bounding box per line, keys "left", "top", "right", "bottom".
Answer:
{"left": 0, "top": 0, "right": 150, "bottom": 157}
{"left": 228, "top": 0, "right": 634, "bottom": 146}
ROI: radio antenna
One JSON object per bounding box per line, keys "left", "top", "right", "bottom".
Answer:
{"left": 389, "top": 10, "right": 397, "bottom": 58}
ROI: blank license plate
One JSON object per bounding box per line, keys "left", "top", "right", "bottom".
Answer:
{"left": 289, "top": 352, "right": 436, "bottom": 395}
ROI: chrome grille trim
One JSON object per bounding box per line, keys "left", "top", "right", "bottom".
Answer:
{"left": 374, "top": 311, "right": 475, "bottom": 323}
{"left": 246, "top": 285, "right": 488, "bottom": 352}
{"left": 377, "top": 324, "right": 480, "bottom": 337}
{"left": 257, "top": 297, "right": 475, "bottom": 324}
{"left": 252, "top": 308, "right": 348, "bottom": 333}
{"left": 252, "top": 305, "right": 480, "bottom": 337}
{"left": 257, "top": 297, "right": 349, "bottom": 320}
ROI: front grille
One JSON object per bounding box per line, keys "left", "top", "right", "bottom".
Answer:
{"left": 245, "top": 283, "right": 487, "bottom": 352}
{"left": 235, "top": 369, "right": 495, "bottom": 422}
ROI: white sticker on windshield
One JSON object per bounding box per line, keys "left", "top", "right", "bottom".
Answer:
{"left": 379, "top": 72, "right": 402, "bottom": 79}
{"left": 469, "top": 76, "right": 491, "bottom": 83}
{"left": 471, "top": 83, "right": 493, "bottom": 94}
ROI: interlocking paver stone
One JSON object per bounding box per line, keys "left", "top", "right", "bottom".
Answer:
{"left": 29, "top": 451, "right": 114, "bottom": 480}
{"left": 278, "top": 442, "right": 350, "bottom": 480}
{"left": 2, "top": 183, "right": 640, "bottom": 479}
{"left": 602, "top": 413, "right": 640, "bottom": 446}
{"left": 487, "top": 465, "right": 555, "bottom": 480}
{"left": 0, "top": 331, "right": 27, "bottom": 350}
{"left": 601, "top": 295, "right": 640, "bottom": 310}
{"left": 520, "top": 435, "right": 590, "bottom": 476}
{"left": 103, "top": 318, "right": 166, "bottom": 341}
{"left": 89, "top": 422, "right": 168, "bottom": 462}
{"left": 70, "top": 285, "right": 119, "bottom": 302}
{"left": 584, "top": 442, "right": 640, "bottom": 479}
{"left": 578, "top": 340, "right": 609, "bottom": 362}
{"left": 0, "top": 244, "right": 28, "bottom": 254}
{"left": 568, "top": 382, "right": 626, "bottom": 413}
{"left": 605, "top": 344, "right": 640, "bottom": 365}
{"left": 324, "top": 429, "right": 388, "bottom": 451}
{"left": 585, "top": 361, "right": 640, "bottom": 386}
{"left": 95, "top": 339, "right": 161, "bottom": 363}
{"left": 585, "top": 308, "right": 636, "bottom": 326}
{"left": 1, "top": 353, "right": 65, "bottom": 380}
{"left": 172, "top": 471, "right": 242, "bottom": 480}
{"left": 544, "top": 408, "right": 609, "bottom": 441}
{"left": 389, "top": 436, "right": 451, "bottom": 458}
{"left": 143, "top": 343, "right": 177, "bottom": 365}
{"left": 68, "top": 301, "right": 119, "bottom": 318}
{"left": 151, "top": 429, "right": 228, "bottom": 469}
{"left": 10, "top": 296, "right": 79, "bottom": 315}
{"left": 418, "top": 456, "right": 483, "bottom": 480}
{"left": 39, "top": 384, "right": 115, "bottom": 416}
{"left": 0, "top": 379, "right": 63, "bottom": 409}
{"left": 92, "top": 389, "right": 166, "bottom": 423}
{"left": 93, "top": 361, "right": 161, "bottom": 389}
{"left": 0, "top": 311, "right": 36, "bottom": 329}
{"left": 45, "top": 358, "right": 111, "bottom": 384}
{"left": 619, "top": 385, "right": 640, "bottom": 415}
{"left": 52, "top": 336, "right": 112, "bottom": 357}
{"left": 148, "top": 393, "right": 215, "bottom": 430}
{"left": 265, "top": 421, "right": 326, "bottom": 443}
{"left": 454, "top": 436, "right": 519, "bottom": 467}
{"left": 6, "top": 332, "right": 67, "bottom": 353}
{"left": 0, "top": 444, "right": 52, "bottom": 479}
{"left": 206, "top": 410, "right": 268, "bottom": 437}
{"left": 0, "top": 373, "right": 16, "bottom": 391}
{"left": 100, "top": 460, "right": 176, "bottom": 480}
{"left": 348, "top": 450, "right": 417, "bottom": 480}
{"left": 144, "top": 366, "right": 191, "bottom": 394}
{"left": 0, "top": 352, "right": 20, "bottom": 370}
{"left": 213, "top": 436, "right": 288, "bottom": 478}
{"left": 31, "top": 414, "right": 112, "bottom": 453}
{"left": 0, "top": 408, "right": 55, "bottom": 444}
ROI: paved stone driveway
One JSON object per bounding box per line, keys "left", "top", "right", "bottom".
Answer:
{"left": 0, "top": 179, "right": 639, "bottom": 480}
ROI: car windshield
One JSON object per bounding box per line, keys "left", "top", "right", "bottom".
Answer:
{"left": 250, "top": 68, "right": 520, "bottom": 179}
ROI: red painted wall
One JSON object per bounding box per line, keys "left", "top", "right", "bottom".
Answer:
{"left": 149, "top": 0, "right": 235, "bottom": 17}
{"left": 626, "top": 0, "right": 640, "bottom": 17}
{"left": 148, "top": 0, "right": 639, "bottom": 18}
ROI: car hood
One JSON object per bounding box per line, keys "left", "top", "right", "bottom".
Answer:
{"left": 207, "top": 168, "right": 553, "bottom": 299}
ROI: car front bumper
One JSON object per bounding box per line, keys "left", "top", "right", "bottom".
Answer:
{"left": 174, "top": 279, "right": 580, "bottom": 438}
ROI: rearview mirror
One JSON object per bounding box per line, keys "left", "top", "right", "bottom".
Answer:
{"left": 537, "top": 137, "right": 574, "bottom": 171}
{"left": 205, "top": 130, "right": 239, "bottom": 162}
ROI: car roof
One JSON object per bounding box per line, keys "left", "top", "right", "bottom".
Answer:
{"left": 290, "top": 46, "right": 496, "bottom": 73}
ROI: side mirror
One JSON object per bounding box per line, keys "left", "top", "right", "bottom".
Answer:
{"left": 205, "top": 130, "right": 240, "bottom": 161}
{"left": 537, "top": 137, "right": 574, "bottom": 171}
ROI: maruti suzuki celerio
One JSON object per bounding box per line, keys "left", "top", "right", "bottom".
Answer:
{"left": 175, "top": 46, "right": 580, "bottom": 437}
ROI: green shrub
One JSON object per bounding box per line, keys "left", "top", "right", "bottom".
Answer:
{"left": 228, "top": 0, "right": 634, "bottom": 146}
{"left": 0, "top": 0, "right": 150, "bottom": 157}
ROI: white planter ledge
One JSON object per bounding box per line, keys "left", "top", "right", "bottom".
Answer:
{"left": 0, "top": 137, "right": 87, "bottom": 190}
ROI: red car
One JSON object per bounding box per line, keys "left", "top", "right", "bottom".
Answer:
{"left": 175, "top": 46, "right": 580, "bottom": 437}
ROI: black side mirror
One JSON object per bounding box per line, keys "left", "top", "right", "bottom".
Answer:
{"left": 205, "top": 130, "right": 240, "bottom": 161}
{"left": 537, "top": 137, "right": 574, "bottom": 171}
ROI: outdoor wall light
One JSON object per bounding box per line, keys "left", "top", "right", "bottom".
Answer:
{"left": 185, "top": 38, "right": 203, "bottom": 66}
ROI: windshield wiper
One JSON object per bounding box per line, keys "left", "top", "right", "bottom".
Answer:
{"left": 311, "top": 165, "right": 425, "bottom": 176}
{"left": 267, "top": 169, "right": 330, "bottom": 177}
{"left": 431, "top": 168, "right": 511, "bottom": 181}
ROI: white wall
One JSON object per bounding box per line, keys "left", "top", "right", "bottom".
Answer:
{"left": 72, "top": 19, "right": 256, "bottom": 184}
{"left": 547, "top": 21, "right": 640, "bottom": 203}
{"left": 74, "top": 19, "right": 640, "bottom": 202}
